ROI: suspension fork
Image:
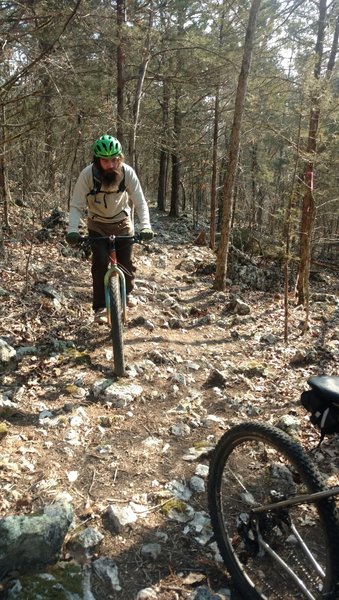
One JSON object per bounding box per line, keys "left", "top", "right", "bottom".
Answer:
{"left": 104, "top": 244, "right": 127, "bottom": 323}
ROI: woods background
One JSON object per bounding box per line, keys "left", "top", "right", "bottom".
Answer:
{"left": 1, "top": 0, "right": 338, "bottom": 279}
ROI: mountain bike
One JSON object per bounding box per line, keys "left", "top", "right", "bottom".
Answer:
{"left": 207, "top": 375, "right": 339, "bottom": 600}
{"left": 81, "top": 233, "right": 141, "bottom": 377}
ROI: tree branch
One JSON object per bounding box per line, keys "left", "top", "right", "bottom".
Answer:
{"left": 0, "top": 0, "right": 82, "bottom": 96}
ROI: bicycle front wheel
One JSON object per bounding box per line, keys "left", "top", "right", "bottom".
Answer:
{"left": 109, "top": 274, "right": 125, "bottom": 377}
{"left": 208, "top": 422, "right": 339, "bottom": 600}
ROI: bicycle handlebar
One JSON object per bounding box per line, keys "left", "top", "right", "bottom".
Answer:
{"left": 79, "top": 233, "right": 142, "bottom": 249}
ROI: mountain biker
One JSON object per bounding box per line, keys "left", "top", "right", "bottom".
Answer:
{"left": 66, "top": 134, "right": 154, "bottom": 322}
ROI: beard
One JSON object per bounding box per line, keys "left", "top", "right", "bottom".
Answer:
{"left": 101, "top": 169, "right": 120, "bottom": 186}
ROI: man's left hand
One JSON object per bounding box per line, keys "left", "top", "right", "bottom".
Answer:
{"left": 140, "top": 228, "right": 154, "bottom": 241}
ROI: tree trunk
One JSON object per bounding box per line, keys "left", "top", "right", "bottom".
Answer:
{"left": 250, "top": 140, "right": 259, "bottom": 230}
{"left": 0, "top": 104, "right": 11, "bottom": 235}
{"left": 116, "top": 0, "right": 126, "bottom": 145}
{"left": 158, "top": 149, "right": 168, "bottom": 212}
{"left": 39, "top": 38, "right": 56, "bottom": 195}
{"left": 296, "top": 1, "right": 338, "bottom": 309}
{"left": 210, "top": 88, "right": 219, "bottom": 251}
{"left": 157, "top": 77, "right": 170, "bottom": 212}
{"left": 169, "top": 155, "right": 180, "bottom": 217}
{"left": 130, "top": 4, "right": 153, "bottom": 172}
{"left": 214, "top": 0, "right": 262, "bottom": 290}
{"left": 168, "top": 1, "right": 185, "bottom": 219}
{"left": 169, "top": 90, "right": 182, "bottom": 218}
{"left": 210, "top": 2, "right": 227, "bottom": 251}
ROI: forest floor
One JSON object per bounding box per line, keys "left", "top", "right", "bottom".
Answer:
{"left": 0, "top": 206, "right": 338, "bottom": 599}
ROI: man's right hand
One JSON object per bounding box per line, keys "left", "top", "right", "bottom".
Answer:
{"left": 65, "top": 232, "right": 81, "bottom": 246}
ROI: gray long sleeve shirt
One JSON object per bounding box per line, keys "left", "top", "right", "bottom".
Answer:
{"left": 67, "top": 163, "right": 151, "bottom": 233}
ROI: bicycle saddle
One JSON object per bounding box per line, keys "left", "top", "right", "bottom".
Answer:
{"left": 308, "top": 375, "right": 339, "bottom": 405}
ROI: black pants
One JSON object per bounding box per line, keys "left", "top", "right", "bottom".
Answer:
{"left": 89, "top": 225, "right": 136, "bottom": 312}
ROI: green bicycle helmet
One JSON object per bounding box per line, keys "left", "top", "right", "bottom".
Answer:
{"left": 92, "top": 135, "right": 122, "bottom": 158}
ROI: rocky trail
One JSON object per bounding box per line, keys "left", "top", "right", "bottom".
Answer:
{"left": 0, "top": 206, "right": 338, "bottom": 600}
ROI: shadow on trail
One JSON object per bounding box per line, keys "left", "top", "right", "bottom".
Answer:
{"left": 84, "top": 517, "right": 243, "bottom": 600}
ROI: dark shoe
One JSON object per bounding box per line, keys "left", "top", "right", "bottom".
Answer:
{"left": 94, "top": 308, "right": 107, "bottom": 324}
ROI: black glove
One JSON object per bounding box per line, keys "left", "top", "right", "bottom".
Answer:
{"left": 140, "top": 228, "right": 154, "bottom": 242}
{"left": 65, "top": 232, "right": 81, "bottom": 246}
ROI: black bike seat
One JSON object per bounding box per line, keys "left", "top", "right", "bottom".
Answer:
{"left": 308, "top": 376, "right": 339, "bottom": 405}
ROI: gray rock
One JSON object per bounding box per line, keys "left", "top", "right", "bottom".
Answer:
{"left": 225, "top": 296, "right": 250, "bottom": 315}
{"left": 168, "top": 318, "right": 182, "bottom": 329}
{"left": 16, "top": 346, "right": 38, "bottom": 357}
{"left": 147, "top": 350, "right": 169, "bottom": 365}
{"left": 0, "top": 502, "right": 73, "bottom": 576}
{"left": 190, "top": 476, "right": 205, "bottom": 493}
{"left": 76, "top": 527, "right": 104, "bottom": 550}
{"left": 203, "top": 369, "right": 227, "bottom": 389}
{"left": 171, "top": 372, "right": 187, "bottom": 386}
{"left": 166, "top": 479, "right": 192, "bottom": 501}
{"left": 182, "top": 443, "right": 215, "bottom": 462}
{"left": 4, "top": 563, "right": 84, "bottom": 599}
{"left": 275, "top": 414, "right": 300, "bottom": 435}
{"left": 203, "top": 414, "right": 225, "bottom": 427}
{"left": 193, "top": 314, "right": 216, "bottom": 327}
{"left": 104, "top": 504, "right": 137, "bottom": 533}
{"left": 195, "top": 464, "right": 209, "bottom": 478}
{"left": 129, "top": 315, "right": 149, "bottom": 327}
{"left": 35, "top": 284, "right": 64, "bottom": 303}
{"left": 103, "top": 382, "right": 143, "bottom": 407}
{"left": 171, "top": 423, "right": 191, "bottom": 437}
{"left": 91, "top": 378, "right": 114, "bottom": 399}
{"left": 140, "top": 543, "right": 162, "bottom": 560}
{"left": 0, "top": 338, "right": 16, "bottom": 363}
{"left": 260, "top": 333, "right": 277, "bottom": 345}
{"left": 178, "top": 259, "right": 196, "bottom": 272}
{"left": 136, "top": 587, "right": 158, "bottom": 599}
{"left": 91, "top": 556, "right": 121, "bottom": 592}
{"left": 0, "top": 396, "right": 18, "bottom": 416}
{"left": 188, "top": 585, "right": 224, "bottom": 599}
{"left": 39, "top": 410, "right": 54, "bottom": 420}
{"left": 217, "top": 588, "right": 231, "bottom": 599}
{"left": 155, "top": 531, "right": 168, "bottom": 543}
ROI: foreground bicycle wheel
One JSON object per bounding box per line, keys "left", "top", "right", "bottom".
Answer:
{"left": 208, "top": 422, "right": 339, "bottom": 600}
{"left": 108, "top": 274, "right": 125, "bottom": 376}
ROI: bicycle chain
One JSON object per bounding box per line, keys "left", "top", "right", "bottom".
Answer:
{"left": 245, "top": 563, "right": 285, "bottom": 600}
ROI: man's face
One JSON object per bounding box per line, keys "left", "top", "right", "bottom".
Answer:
{"left": 99, "top": 157, "right": 121, "bottom": 172}
{"left": 99, "top": 156, "right": 121, "bottom": 185}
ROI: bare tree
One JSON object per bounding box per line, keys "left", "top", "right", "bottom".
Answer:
{"left": 0, "top": 105, "right": 11, "bottom": 237}
{"left": 214, "top": 0, "right": 262, "bottom": 290}
{"left": 116, "top": 0, "right": 126, "bottom": 145}
{"left": 210, "top": 87, "right": 219, "bottom": 251}
{"left": 0, "top": 0, "right": 82, "bottom": 228}
{"left": 157, "top": 76, "right": 170, "bottom": 212}
{"left": 129, "top": 3, "right": 153, "bottom": 173}
{"left": 297, "top": 4, "right": 338, "bottom": 320}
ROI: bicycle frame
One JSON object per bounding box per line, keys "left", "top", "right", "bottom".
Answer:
{"left": 208, "top": 376, "right": 339, "bottom": 600}
{"left": 251, "top": 485, "right": 339, "bottom": 513}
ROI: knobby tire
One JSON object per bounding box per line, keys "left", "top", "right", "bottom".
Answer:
{"left": 208, "top": 422, "right": 339, "bottom": 600}
{"left": 109, "top": 274, "right": 125, "bottom": 377}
